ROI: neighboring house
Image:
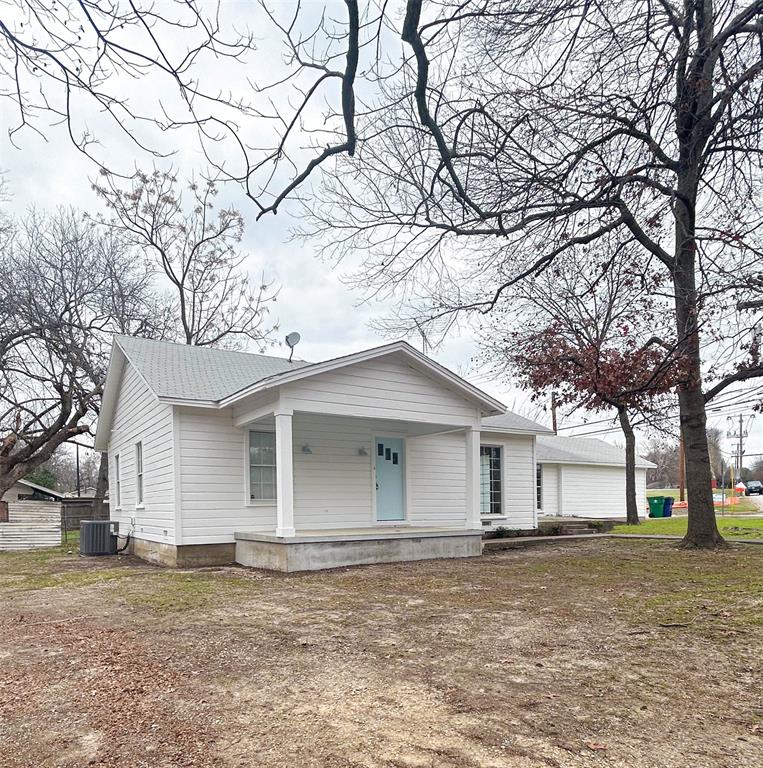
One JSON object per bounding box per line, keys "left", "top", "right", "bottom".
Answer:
{"left": 63, "top": 487, "right": 99, "bottom": 498}
{"left": 532, "top": 435, "right": 655, "bottom": 519}
{"left": 1, "top": 478, "right": 64, "bottom": 503}
{"left": 94, "top": 336, "right": 550, "bottom": 570}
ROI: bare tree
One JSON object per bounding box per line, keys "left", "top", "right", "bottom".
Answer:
{"left": 644, "top": 438, "right": 681, "bottom": 488}
{"left": 484, "top": 251, "right": 678, "bottom": 524}
{"left": 0, "top": 207, "right": 161, "bottom": 499}
{"left": 92, "top": 170, "right": 276, "bottom": 349}
{"left": 3, "top": 1, "right": 763, "bottom": 548}
{"left": 295, "top": 0, "right": 763, "bottom": 548}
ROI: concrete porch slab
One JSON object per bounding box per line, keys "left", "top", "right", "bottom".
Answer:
{"left": 234, "top": 528, "right": 484, "bottom": 572}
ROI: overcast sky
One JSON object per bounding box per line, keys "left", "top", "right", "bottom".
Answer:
{"left": 1, "top": 0, "right": 761, "bottom": 464}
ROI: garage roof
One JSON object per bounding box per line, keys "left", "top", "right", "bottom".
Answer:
{"left": 536, "top": 435, "right": 655, "bottom": 468}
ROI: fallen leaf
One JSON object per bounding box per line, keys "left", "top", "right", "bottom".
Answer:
{"left": 585, "top": 741, "right": 607, "bottom": 751}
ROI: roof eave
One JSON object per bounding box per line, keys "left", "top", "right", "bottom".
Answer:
{"left": 481, "top": 426, "right": 555, "bottom": 436}
{"left": 94, "top": 345, "right": 126, "bottom": 452}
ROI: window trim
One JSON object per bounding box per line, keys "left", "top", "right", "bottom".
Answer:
{"left": 479, "top": 444, "right": 503, "bottom": 516}
{"left": 248, "top": 429, "right": 277, "bottom": 504}
{"left": 114, "top": 453, "right": 122, "bottom": 509}
{"left": 135, "top": 441, "right": 144, "bottom": 508}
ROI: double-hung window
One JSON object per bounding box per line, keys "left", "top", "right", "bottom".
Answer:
{"left": 249, "top": 431, "right": 276, "bottom": 501}
{"left": 115, "top": 454, "right": 122, "bottom": 508}
{"left": 480, "top": 446, "right": 502, "bottom": 516}
{"left": 536, "top": 464, "right": 543, "bottom": 510}
{"left": 135, "top": 442, "right": 144, "bottom": 506}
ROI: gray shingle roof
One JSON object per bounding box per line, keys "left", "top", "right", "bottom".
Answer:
{"left": 481, "top": 412, "right": 554, "bottom": 434}
{"left": 536, "top": 435, "right": 655, "bottom": 468}
{"left": 116, "top": 336, "right": 310, "bottom": 402}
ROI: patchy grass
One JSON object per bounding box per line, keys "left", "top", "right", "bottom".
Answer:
{"left": 1, "top": 540, "right": 762, "bottom": 768}
{"left": 612, "top": 515, "right": 763, "bottom": 539}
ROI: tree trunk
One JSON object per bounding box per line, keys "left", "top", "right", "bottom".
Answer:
{"left": 95, "top": 452, "right": 109, "bottom": 498}
{"left": 0, "top": 474, "right": 18, "bottom": 502}
{"left": 673, "top": 181, "right": 724, "bottom": 548}
{"left": 617, "top": 409, "right": 640, "bottom": 525}
{"left": 679, "top": 384, "right": 723, "bottom": 547}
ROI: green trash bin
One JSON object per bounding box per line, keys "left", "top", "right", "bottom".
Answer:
{"left": 648, "top": 496, "right": 666, "bottom": 518}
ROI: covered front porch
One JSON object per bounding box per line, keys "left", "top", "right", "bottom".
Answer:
{"left": 231, "top": 401, "right": 485, "bottom": 571}
{"left": 235, "top": 527, "right": 483, "bottom": 572}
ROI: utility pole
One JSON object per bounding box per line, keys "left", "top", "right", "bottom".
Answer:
{"left": 726, "top": 414, "right": 755, "bottom": 482}
{"left": 739, "top": 414, "right": 744, "bottom": 477}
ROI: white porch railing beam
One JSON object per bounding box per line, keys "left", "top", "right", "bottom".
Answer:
{"left": 465, "top": 426, "right": 481, "bottom": 530}
{"left": 232, "top": 399, "right": 278, "bottom": 428}
{"left": 275, "top": 410, "right": 296, "bottom": 537}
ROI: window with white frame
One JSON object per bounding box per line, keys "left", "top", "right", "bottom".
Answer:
{"left": 249, "top": 431, "right": 276, "bottom": 501}
{"left": 480, "top": 445, "right": 502, "bottom": 515}
{"left": 115, "top": 454, "right": 122, "bottom": 508}
{"left": 135, "top": 442, "right": 144, "bottom": 505}
{"left": 536, "top": 464, "right": 543, "bottom": 510}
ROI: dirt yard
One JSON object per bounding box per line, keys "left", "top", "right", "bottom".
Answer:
{"left": 1, "top": 540, "right": 761, "bottom": 768}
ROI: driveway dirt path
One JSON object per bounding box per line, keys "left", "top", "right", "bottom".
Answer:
{"left": 1, "top": 540, "right": 761, "bottom": 767}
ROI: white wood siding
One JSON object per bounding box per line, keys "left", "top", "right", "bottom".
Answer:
{"left": 281, "top": 354, "right": 480, "bottom": 426}
{"left": 539, "top": 463, "right": 559, "bottom": 515}
{"left": 405, "top": 431, "right": 466, "bottom": 528}
{"left": 175, "top": 410, "right": 473, "bottom": 541}
{"left": 177, "top": 406, "right": 276, "bottom": 544}
{"left": 556, "top": 464, "right": 648, "bottom": 518}
{"left": 480, "top": 433, "right": 537, "bottom": 530}
{"left": 292, "top": 414, "right": 468, "bottom": 530}
{"left": 107, "top": 362, "right": 175, "bottom": 543}
{"left": 291, "top": 413, "right": 373, "bottom": 530}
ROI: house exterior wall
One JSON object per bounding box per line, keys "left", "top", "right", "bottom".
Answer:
{"left": 173, "top": 410, "right": 472, "bottom": 543}
{"left": 538, "top": 463, "right": 559, "bottom": 515}
{"left": 177, "top": 405, "right": 276, "bottom": 545}
{"left": 551, "top": 464, "right": 648, "bottom": 518}
{"left": 2, "top": 482, "right": 31, "bottom": 502}
{"left": 479, "top": 432, "right": 537, "bottom": 531}
{"left": 107, "top": 362, "right": 175, "bottom": 543}
{"left": 280, "top": 355, "right": 480, "bottom": 426}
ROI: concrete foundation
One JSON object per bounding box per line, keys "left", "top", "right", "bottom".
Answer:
{"left": 123, "top": 537, "right": 235, "bottom": 567}
{"left": 234, "top": 528, "right": 484, "bottom": 572}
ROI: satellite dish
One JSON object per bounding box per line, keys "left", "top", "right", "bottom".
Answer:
{"left": 285, "top": 332, "right": 301, "bottom": 362}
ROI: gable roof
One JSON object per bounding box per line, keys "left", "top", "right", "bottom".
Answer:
{"left": 95, "top": 336, "right": 507, "bottom": 450}
{"left": 481, "top": 412, "right": 554, "bottom": 435}
{"left": 16, "top": 478, "right": 65, "bottom": 500}
{"left": 536, "top": 435, "right": 655, "bottom": 468}
{"left": 114, "top": 335, "right": 311, "bottom": 402}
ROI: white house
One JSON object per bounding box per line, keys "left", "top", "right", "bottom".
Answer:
{"left": 530, "top": 434, "right": 654, "bottom": 519}
{"left": 94, "top": 336, "right": 551, "bottom": 570}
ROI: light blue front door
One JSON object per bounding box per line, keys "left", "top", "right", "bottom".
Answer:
{"left": 375, "top": 437, "right": 405, "bottom": 521}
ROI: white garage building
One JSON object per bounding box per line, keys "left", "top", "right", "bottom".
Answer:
{"left": 534, "top": 435, "right": 654, "bottom": 519}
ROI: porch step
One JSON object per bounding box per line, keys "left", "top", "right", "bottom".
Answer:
{"left": 538, "top": 520, "right": 602, "bottom": 537}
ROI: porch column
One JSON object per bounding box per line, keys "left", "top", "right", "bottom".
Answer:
{"left": 465, "top": 426, "right": 481, "bottom": 530}
{"left": 275, "top": 410, "right": 295, "bottom": 537}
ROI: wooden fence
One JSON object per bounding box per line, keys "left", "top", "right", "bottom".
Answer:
{"left": 61, "top": 498, "right": 109, "bottom": 540}
{"left": 0, "top": 501, "right": 62, "bottom": 551}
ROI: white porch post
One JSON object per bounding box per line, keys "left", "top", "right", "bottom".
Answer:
{"left": 275, "top": 410, "right": 295, "bottom": 537}
{"left": 465, "top": 426, "right": 481, "bottom": 530}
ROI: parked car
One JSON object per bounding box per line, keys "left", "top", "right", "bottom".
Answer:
{"left": 745, "top": 480, "right": 763, "bottom": 496}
